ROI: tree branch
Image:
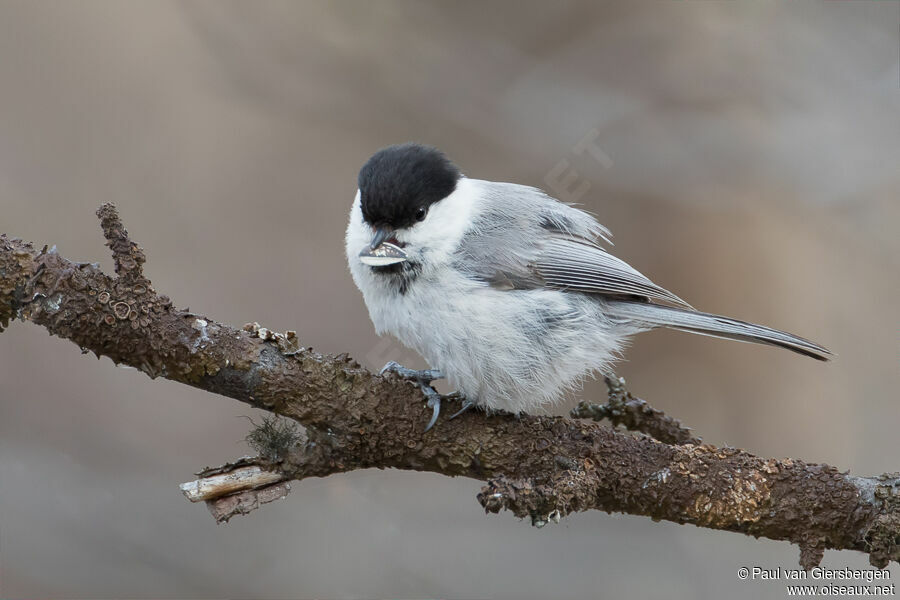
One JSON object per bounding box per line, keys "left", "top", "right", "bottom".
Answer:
{"left": 1, "top": 204, "right": 897, "bottom": 570}
{"left": 571, "top": 376, "right": 702, "bottom": 445}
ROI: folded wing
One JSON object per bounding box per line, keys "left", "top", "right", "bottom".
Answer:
{"left": 456, "top": 181, "right": 690, "bottom": 308}
{"left": 534, "top": 237, "right": 692, "bottom": 308}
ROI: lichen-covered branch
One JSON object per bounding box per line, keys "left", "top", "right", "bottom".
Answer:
{"left": 1, "top": 205, "right": 898, "bottom": 569}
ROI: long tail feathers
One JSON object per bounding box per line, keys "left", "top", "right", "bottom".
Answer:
{"left": 607, "top": 302, "right": 832, "bottom": 361}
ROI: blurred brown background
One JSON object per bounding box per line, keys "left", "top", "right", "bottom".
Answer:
{"left": 1, "top": 1, "right": 898, "bottom": 598}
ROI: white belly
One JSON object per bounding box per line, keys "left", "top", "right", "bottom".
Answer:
{"left": 361, "top": 268, "right": 625, "bottom": 413}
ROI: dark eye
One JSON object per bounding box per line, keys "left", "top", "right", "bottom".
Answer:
{"left": 415, "top": 206, "right": 428, "bottom": 222}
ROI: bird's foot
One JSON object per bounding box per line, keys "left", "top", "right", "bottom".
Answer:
{"left": 380, "top": 361, "right": 447, "bottom": 431}
{"left": 379, "top": 361, "right": 444, "bottom": 384}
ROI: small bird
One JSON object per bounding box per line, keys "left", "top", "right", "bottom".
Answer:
{"left": 346, "top": 143, "right": 830, "bottom": 429}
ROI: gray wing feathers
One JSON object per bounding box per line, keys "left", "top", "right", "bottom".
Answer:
{"left": 456, "top": 180, "right": 831, "bottom": 361}
{"left": 460, "top": 180, "right": 690, "bottom": 308}
{"left": 454, "top": 180, "right": 830, "bottom": 361}
{"left": 535, "top": 238, "right": 693, "bottom": 308}
{"left": 606, "top": 302, "right": 832, "bottom": 361}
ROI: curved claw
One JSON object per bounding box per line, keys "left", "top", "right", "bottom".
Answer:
{"left": 424, "top": 395, "right": 441, "bottom": 432}
{"left": 448, "top": 399, "right": 474, "bottom": 420}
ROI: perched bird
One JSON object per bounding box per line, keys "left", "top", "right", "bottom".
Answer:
{"left": 346, "top": 143, "right": 830, "bottom": 429}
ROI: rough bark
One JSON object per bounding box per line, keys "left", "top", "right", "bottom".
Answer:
{"left": 1, "top": 204, "right": 897, "bottom": 570}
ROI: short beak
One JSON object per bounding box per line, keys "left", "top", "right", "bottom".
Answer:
{"left": 369, "top": 227, "right": 392, "bottom": 250}
{"left": 359, "top": 226, "right": 408, "bottom": 266}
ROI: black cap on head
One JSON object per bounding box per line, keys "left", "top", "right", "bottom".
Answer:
{"left": 358, "top": 143, "right": 461, "bottom": 229}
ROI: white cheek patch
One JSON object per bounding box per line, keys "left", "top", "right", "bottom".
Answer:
{"left": 399, "top": 177, "right": 480, "bottom": 253}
